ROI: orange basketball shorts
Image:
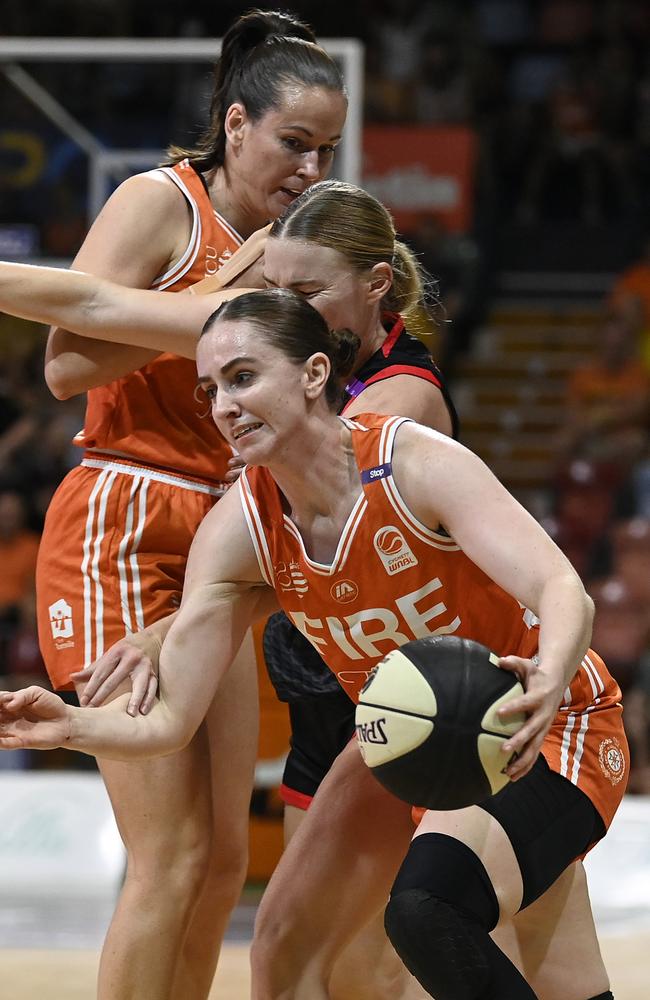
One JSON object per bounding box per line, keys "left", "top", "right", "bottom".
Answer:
{"left": 36, "top": 455, "right": 224, "bottom": 690}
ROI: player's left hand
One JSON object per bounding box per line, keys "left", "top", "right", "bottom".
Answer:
{"left": 71, "top": 633, "right": 160, "bottom": 716}
{"left": 496, "top": 656, "right": 565, "bottom": 781}
{"left": 225, "top": 453, "right": 246, "bottom": 483}
{"left": 0, "top": 687, "right": 71, "bottom": 750}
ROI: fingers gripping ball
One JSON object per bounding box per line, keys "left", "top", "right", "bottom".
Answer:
{"left": 355, "top": 636, "right": 525, "bottom": 810}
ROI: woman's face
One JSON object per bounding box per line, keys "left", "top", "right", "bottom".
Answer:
{"left": 263, "top": 238, "right": 379, "bottom": 337}
{"left": 227, "top": 85, "right": 347, "bottom": 225}
{"left": 196, "top": 319, "right": 323, "bottom": 465}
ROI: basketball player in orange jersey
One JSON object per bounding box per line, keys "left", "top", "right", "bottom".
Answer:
{"left": 26, "top": 10, "right": 347, "bottom": 999}
{"left": 0, "top": 180, "right": 455, "bottom": 999}
{"left": 0, "top": 290, "right": 627, "bottom": 1000}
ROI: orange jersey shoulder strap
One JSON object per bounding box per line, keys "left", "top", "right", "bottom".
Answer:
{"left": 147, "top": 159, "right": 243, "bottom": 291}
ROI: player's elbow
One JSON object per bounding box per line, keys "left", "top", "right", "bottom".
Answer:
{"left": 155, "top": 706, "right": 198, "bottom": 758}
{"left": 45, "top": 358, "right": 84, "bottom": 399}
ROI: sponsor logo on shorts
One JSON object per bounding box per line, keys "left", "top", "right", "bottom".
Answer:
{"left": 274, "top": 561, "right": 309, "bottom": 596}
{"left": 598, "top": 736, "right": 626, "bottom": 785}
{"left": 356, "top": 718, "right": 388, "bottom": 745}
{"left": 49, "top": 598, "right": 74, "bottom": 643}
{"left": 330, "top": 579, "right": 359, "bottom": 603}
{"left": 373, "top": 526, "right": 418, "bottom": 575}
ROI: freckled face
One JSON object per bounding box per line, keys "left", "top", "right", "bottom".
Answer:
{"left": 196, "top": 320, "right": 308, "bottom": 463}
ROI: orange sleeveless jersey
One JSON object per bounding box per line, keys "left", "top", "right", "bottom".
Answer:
{"left": 74, "top": 158, "right": 241, "bottom": 482}
{"left": 239, "top": 413, "right": 628, "bottom": 828}
{"left": 37, "top": 161, "right": 242, "bottom": 688}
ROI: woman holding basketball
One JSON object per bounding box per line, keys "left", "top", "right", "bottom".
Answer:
{"left": 26, "top": 10, "right": 347, "bottom": 999}
{"left": 0, "top": 179, "right": 456, "bottom": 999}
{"left": 0, "top": 290, "right": 627, "bottom": 1000}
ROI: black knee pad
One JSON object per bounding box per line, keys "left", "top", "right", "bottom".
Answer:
{"left": 586, "top": 993, "right": 614, "bottom": 1000}
{"left": 385, "top": 834, "right": 504, "bottom": 1000}
{"left": 390, "top": 833, "right": 500, "bottom": 930}
{"left": 385, "top": 889, "right": 491, "bottom": 1000}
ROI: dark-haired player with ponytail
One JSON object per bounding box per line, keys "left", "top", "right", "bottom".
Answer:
{"left": 1, "top": 288, "right": 627, "bottom": 1000}
{"left": 0, "top": 177, "right": 455, "bottom": 998}
{"left": 30, "top": 10, "right": 346, "bottom": 998}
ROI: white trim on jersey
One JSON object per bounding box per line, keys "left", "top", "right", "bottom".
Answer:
{"left": 146, "top": 163, "right": 243, "bottom": 290}
{"left": 81, "top": 457, "right": 226, "bottom": 496}
{"left": 375, "top": 415, "right": 461, "bottom": 551}
{"left": 213, "top": 206, "right": 244, "bottom": 246}
{"left": 281, "top": 491, "right": 368, "bottom": 576}
{"left": 339, "top": 416, "right": 370, "bottom": 432}
{"left": 378, "top": 413, "right": 406, "bottom": 466}
{"left": 149, "top": 167, "right": 202, "bottom": 289}
{"left": 238, "top": 473, "right": 275, "bottom": 587}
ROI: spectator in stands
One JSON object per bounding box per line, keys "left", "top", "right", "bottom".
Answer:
{"left": 557, "top": 311, "right": 650, "bottom": 466}
{"left": 364, "top": 0, "right": 436, "bottom": 121}
{"left": 4, "top": 591, "right": 48, "bottom": 688}
{"left": 610, "top": 517, "right": 650, "bottom": 611}
{"left": 608, "top": 236, "right": 650, "bottom": 371}
{"left": 414, "top": 34, "right": 472, "bottom": 125}
{"left": 0, "top": 490, "right": 40, "bottom": 676}
{"left": 517, "top": 54, "right": 626, "bottom": 224}
{"left": 536, "top": 0, "right": 594, "bottom": 46}
{"left": 0, "top": 348, "right": 39, "bottom": 487}
{"left": 588, "top": 539, "right": 650, "bottom": 794}
{"left": 405, "top": 211, "right": 481, "bottom": 371}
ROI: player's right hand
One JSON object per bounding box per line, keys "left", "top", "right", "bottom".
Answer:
{"left": 71, "top": 637, "right": 158, "bottom": 717}
{"left": 0, "top": 687, "right": 71, "bottom": 750}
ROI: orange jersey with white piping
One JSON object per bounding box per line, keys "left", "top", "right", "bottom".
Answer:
{"left": 239, "top": 413, "right": 628, "bottom": 826}
{"left": 75, "top": 159, "right": 242, "bottom": 483}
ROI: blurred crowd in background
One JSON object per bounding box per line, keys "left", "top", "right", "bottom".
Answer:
{"left": 1, "top": 0, "right": 650, "bottom": 789}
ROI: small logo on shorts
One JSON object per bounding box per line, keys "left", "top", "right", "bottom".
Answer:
{"left": 373, "top": 526, "right": 418, "bottom": 575}
{"left": 598, "top": 736, "right": 626, "bottom": 785}
{"left": 49, "top": 598, "right": 74, "bottom": 641}
{"left": 330, "top": 579, "right": 358, "bottom": 603}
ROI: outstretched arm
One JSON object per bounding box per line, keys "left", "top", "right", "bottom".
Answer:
{"left": 393, "top": 425, "right": 594, "bottom": 779}
{"left": 2, "top": 174, "right": 266, "bottom": 398}
{"left": 0, "top": 483, "right": 269, "bottom": 760}
{"left": 1, "top": 261, "right": 222, "bottom": 364}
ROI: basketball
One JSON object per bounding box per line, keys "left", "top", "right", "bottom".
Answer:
{"left": 355, "top": 636, "right": 526, "bottom": 810}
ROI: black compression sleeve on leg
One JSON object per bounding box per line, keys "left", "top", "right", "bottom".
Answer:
{"left": 586, "top": 993, "right": 614, "bottom": 999}
{"left": 385, "top": 834, "right": 539, "bottom": 1000}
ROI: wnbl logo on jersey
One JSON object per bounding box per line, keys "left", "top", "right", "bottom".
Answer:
{"left": 373, "top": 526, "right": 418, "bottom": 575}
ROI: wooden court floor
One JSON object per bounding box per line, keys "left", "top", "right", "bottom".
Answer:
{"left": 1, "top": 933, "right": 648, "bottom": 998}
